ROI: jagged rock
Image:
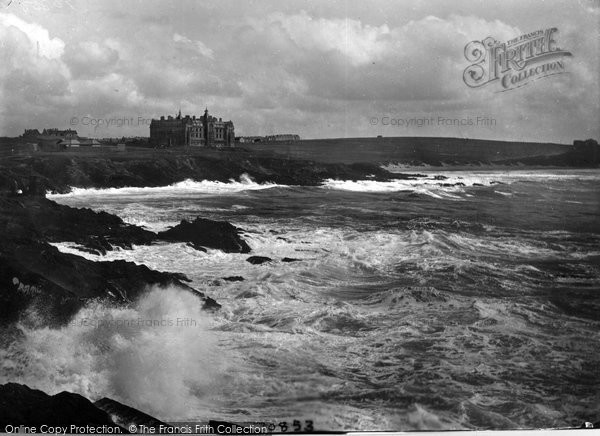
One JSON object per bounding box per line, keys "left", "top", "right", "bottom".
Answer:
{"left": 0, "top": 195, "right": 155, "bottom": 250}
{"left": 281, "top": 257, "right": 301, "bottom": 263}
{"left": 0, "top": 383, "right": 121, "bottom": 428}
{"left": 246, "top": 256, "right": 272, "bottom": 265}
{"left": 222, "top": 276, "right": 245, "bottom": 282}
{"left": 0, "top": 242, "right": 220, "bottom": 327}
{"left": 159, "top": 217, "right": 251, "bottom": 253}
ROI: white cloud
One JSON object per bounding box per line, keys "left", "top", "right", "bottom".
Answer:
{"left": 173, "top": 33, "right": 214, "bottom": 59}
{"left": 264, "top": 11, "right": 391, "bottom": 66}
{"left": 0, "top": 12, "right": 65, "bottom": 59}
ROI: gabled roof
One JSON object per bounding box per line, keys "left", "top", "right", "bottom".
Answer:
{"left": 60, "top": 139, "right": 81, "bottom": 146}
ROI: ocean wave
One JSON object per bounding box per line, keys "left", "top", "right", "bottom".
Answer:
{"left": 47, "top": 174, "right": 285, "bottom": 198}
{"left": 0, "top": 286, "right": 227, "bottom": 420}
{"left": 320, "top": 170, "right": 600, "bottom": 196}
{"left": 321, "top": 178, "right": 472, "bottom": 199}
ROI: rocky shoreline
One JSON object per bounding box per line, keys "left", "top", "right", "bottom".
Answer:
{"left": 0, "top": 149, "right": 395, "bottom": 327}
{"left": 0, "top": 147, "right": 395, "bottom": 195}
{"left": 0, "top": 382, "right": 171, "bottom": 431}
{"left": 0, "top": 149, "right": 399, "bottom": 425}
{"left": 0, "top": 195, "right": 233, "bottom": 328}
{"left": 1, "top": 146, "right": 599, "bottom": 428}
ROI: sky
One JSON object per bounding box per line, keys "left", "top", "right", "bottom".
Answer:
{"left": 0, "top": 0, "right": 598, "bottom": 143}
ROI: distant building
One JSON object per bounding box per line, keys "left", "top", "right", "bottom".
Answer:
{"left": 149, "top": 109, "right": 234, "bottom": 148}
{"left": 79, "top": 138, "right": 102, "bottom": 147}
{"left": 237, "top": 134, "right": 300, "bottom": 143}
{"left": 237, "top": 136, "right": 265, "bottom": 143}
{"left": 60, "top": 138, "right": 81, "bottom": 147}
{"left": 29, "top": 128, "right": 80, "bottom": 150}
{"left": 42, "top": 128, "right": 79, "bottom": 139}
{"left": 264, "top": 134, "right": 300, "bottom": 142}
{"left": 23, "top": 128, "right": 106, "bottom": 151}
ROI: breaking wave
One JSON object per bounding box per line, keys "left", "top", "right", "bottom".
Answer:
{"left": 0, "top": 286, "right": 230, "bottom": 420}
{"left": 47, "top": 174, "right": 284, "bottom": 198}
{"left": 321, "top": 178, "right": 474, "bottom": 199}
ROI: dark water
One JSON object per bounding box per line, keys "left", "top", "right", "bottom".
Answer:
{"left": 5, "top": 170, "right": 599, "bottom": 430}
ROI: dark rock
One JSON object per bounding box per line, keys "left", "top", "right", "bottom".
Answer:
{"left": 0, "top": 383, "right": 121, "bottom": 428}
{"left": 0, "top": 195, "right": 155, "bottom": 251}
{"left": 281, "top": 257, "right": 301, "bottom": 263}
{"left": 0, "top": 242, "right": 220, "bottom": 326}
{"left": 200, "top": 294, "right": 221, "bottom": 311}
{"left": 159, "top": 217, "right": 251, "bottom": 253}
{"left": 246, "top": 256, "right": 272, "bottom": 265}
{"left": 222, "top": 276, "right": 245, "bottom": 282}
{"left": 438, "top": 182, "right": 465, "bottom": 187}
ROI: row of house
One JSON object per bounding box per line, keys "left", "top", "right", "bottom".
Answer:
{"left": 22, "top": 129, "right": 102, "bottom": 150}
{"left": 237, "top": 134, "right": 300, "bottom": 143}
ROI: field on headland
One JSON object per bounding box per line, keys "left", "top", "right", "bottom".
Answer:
{"left": 244, "top": 136, "right": 573, "bottom": 165}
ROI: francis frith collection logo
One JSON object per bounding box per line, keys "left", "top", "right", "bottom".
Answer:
{"left": 463, "top": 27, "right": 572, "bottom": 91}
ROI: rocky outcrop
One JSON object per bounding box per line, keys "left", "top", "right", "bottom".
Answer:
{"left": 0, "top": 383, "right": 173, "bottom": 431}
{"left": 246, "top": 256, "right": 272, "bottom": 265}
{"left": 158, "top": 217, "right": 251, "bottom": 253}
{"left": 282, "top": 257, "right": 301, "bottom": 263}
{"left": 222, "top": 276, "right": 244, "bottom": 282}
{"left": 0, "top": 148, "right": 393, "bottom": 195}
{"left": 0, "top": 195, "right": 223, "bottom": 327}
{"left": 0, "top": 383, "right": 122, "bottom": 429}
{"left": 0, "top": 240, "right": 220, "bottom": 327}
{"left": 0, "top": 196, "right": 155, "bottom": 254}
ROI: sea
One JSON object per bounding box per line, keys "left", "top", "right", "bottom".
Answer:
{"left": 4, "top": 169, "right": 600, "bottom": 431}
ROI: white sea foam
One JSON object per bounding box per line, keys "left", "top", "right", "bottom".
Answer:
{"left": 322, "top": 169, "right": 600, "bottom": 196}
{"left": 321, "top": 178, "right": 470, "bottom": 199}
{"left": 46, "top": 174, "right": 284, "bottom": 198}
{"left": 383, "top": 168, "right": 600, "bottom": 181}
